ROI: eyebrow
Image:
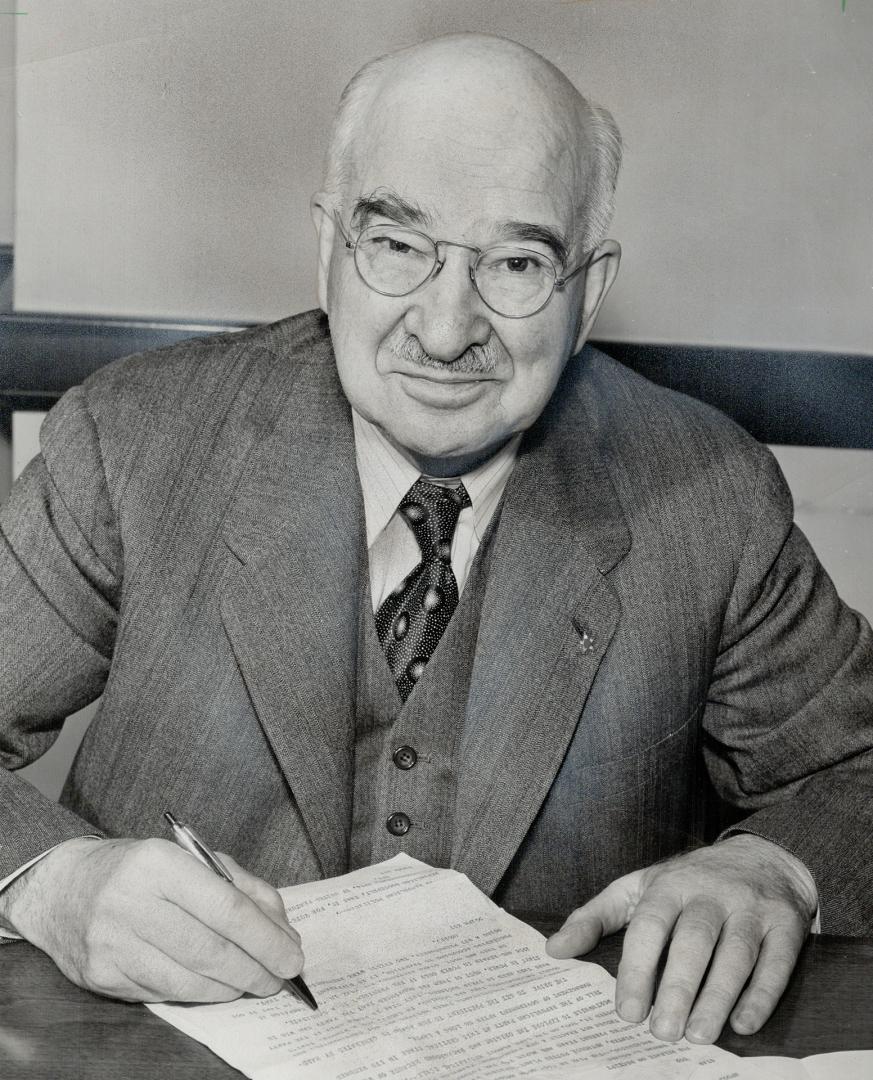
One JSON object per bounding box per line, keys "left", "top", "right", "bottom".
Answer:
{"left": 349, "top": 194, "right": 570, "bottom": 266}
{"left": 496, "top": 221, "right": 570, "bottom": 267}
{"left": 351, "top": 192, "right": 430, "bottom": 230}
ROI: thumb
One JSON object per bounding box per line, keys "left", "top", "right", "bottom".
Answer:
{"left": 546, "top": 871, "right": 642, "bottom": 958}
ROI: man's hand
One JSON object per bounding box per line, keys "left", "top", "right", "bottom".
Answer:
{"left": 545, "top": 836, "right": 818, "bottom": 1044}
{"left": 0, "top": 837, "right": 303, "bottom": 1003}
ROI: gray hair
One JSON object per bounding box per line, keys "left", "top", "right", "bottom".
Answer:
{"left": 321, "top": 50, "right": 623, "bottom": 256}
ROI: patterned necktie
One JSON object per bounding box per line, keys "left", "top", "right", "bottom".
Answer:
{"left": 375, "top": 478, "right": 472, "bottom": 700}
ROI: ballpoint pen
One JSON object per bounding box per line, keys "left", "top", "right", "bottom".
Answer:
{"left": 163, "top": 810, "right": 318, "bottom": 1011}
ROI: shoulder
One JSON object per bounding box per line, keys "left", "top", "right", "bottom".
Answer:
{"left": 565, "top": 344, "right": 788, "bottom": 519}
{"left": 38, "top": 309, "right": 334, "bottom": 516}
{"left": 40, "top": 308, "right": 331, "bottom": 460}
{"left": 79, "top": 307, "right": 330, "bottom": 412}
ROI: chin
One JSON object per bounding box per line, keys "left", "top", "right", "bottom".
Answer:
{"left": 397, "top": 429, "right": 501, "bottom": 475}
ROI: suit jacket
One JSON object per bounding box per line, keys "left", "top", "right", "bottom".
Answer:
{"left": 2, "top": 310, "right": 872, "bottom": 930}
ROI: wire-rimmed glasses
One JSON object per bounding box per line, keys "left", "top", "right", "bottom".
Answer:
{"left": 333, "top": 215, "right": 591, "bottom": 319}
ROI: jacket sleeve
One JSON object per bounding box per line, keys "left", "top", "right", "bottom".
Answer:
{"left": 703, "top": 447, "right": 873, "bottom": 933}
{"left": 0, "top": 386, "right": 120, "bottom": 876}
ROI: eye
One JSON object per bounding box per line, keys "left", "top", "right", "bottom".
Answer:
{"left": 366, "top": 232, "right": 430, "bottom": 258}
{"left": 492, "top": 253, "right": 547, "bottom": 275}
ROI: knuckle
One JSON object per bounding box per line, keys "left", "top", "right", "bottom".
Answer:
{"left": 736, "top": 987, "right": 776, "bottom": 1020}
{"left": 629, "top": 906, "right": 673, "bottom": 936}
{"left": 724, "top": 933, "right": 761, "bottom": 969}
{"left": 212, "top": 885, "right": 249, "bottom": 923}
{"left": 129, "top": 837, "right": 169, "bottom": 869}
{"left": 258, "top": 887, "right": 288, "bottom": 920}
{"left": 746, "top": 969, "right": 787, "bottom": 1001}
{"left": 191, "top": 931, "right": 233, "bottom": 970}
{"left": 679, "top": 914, "right": 722, "bottom": 945}
{"left": 617, "top": 957, "right": 655, "bottom": 981}
{"left": 684, "top": 895, "right": 727, "bottom": 923}
{"left": 698, "top": 982, "right": 739, "bottom": 1012}
{"left": 765, "top": 927, "right": 805, "bottom": 960}
{"left": 658, "top": 975, "right": 698, "bottom": 1003}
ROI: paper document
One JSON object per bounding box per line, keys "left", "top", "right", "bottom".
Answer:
{"left": 148, "top": 855, "right": 871, "bottom": 1080}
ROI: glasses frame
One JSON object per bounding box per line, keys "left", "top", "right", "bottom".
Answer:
{"left": 332, "top": 213, "right": 592, "bottom": 320}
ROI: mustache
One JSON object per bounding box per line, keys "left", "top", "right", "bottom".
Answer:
{"left": 388, "top": 333, "right": 500, "bottom": 374}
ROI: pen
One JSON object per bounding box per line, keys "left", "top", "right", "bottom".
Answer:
{"left": 163, "top": 810, "right": 318, "bottom": 1011}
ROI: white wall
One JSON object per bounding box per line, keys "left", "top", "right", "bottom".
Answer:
{"left": 11, "top": 0, "right": 873, "bottom": 350}
{"left": 0, "top": 16, "right": 15, "bottom": 245}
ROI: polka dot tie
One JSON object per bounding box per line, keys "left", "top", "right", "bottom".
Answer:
{"left": 375, "top": 478, "right": 471, "bottom": 701}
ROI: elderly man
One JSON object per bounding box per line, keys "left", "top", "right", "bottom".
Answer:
{"left": 1, "top": 33, "right": 871, "bottom": 1047}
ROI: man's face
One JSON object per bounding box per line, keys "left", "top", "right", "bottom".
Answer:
{"left": 314, "top": 70, "right": 616, "bottom": 474}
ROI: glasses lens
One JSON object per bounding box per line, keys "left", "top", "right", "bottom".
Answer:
{"left": 474, "top": 247, "right": 556, "bottom": 317}
{"left": 355, "top": 225, "right": 437, "bottom": 296}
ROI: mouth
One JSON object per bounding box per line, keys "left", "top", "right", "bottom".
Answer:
{"left": 394, "top": 369, "right": 494, "bottom": 407}
{"left": 396, "top": 367, "right": 495, "bottom": 385}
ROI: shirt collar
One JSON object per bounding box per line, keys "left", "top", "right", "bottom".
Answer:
{"left": 352, "top": 411, "right": 521, "bottom": 550}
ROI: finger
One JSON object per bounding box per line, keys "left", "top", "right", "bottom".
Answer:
{"left": 216, "top": 854, "right": 301, "bottom": 945}
{"left": 159, "top": 861, "right": 303, "bottom": 981}
{"left": 546, "top": 872, "right": 643, "bottom": 959}
{"left": 119, "top": 946, "right": 246, "bottom": 1004}
{"left": 729, "top": 924, "right": 805, "bottom": 1035}
{"left": 615, "top": 891, "right": 682, "bottom": 1025}
{"left": 67, "top": 937, "right": 245, "bottom": 1004}
{"left": 139, "top": 906, "right": 287, "bottom": 997}
{"left": 648, "top": 898, "right": 728, "bottom": 1041}
{"left": 684, "top": 917, "right": 762, "bottom": 1043}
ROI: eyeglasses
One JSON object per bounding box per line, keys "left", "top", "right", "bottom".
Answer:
{"left": 333, "top": 214, "right": 591, "bottom": 319}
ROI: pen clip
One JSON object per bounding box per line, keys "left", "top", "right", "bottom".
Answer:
{"left": 182, "top": 826, "right": 234, "bottom": 882}
{"left": 163, "top": 811, "right": 234, "bottom": 882}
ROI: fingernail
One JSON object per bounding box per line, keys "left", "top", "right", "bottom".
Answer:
{"left": 732, "top": 1011, "right": 757, "bottom": 1034}
{"left": 651, "top": 1015, "right": 681, "bottom": 1041}
{"left": 686, "top": 1021, "right": 715, "bottom": 1043}
{"left": 617, "top": 997, "right": 646, "bottom": 1023}
{"left": 547, "top": 928, "right": 574, "bottom": 952}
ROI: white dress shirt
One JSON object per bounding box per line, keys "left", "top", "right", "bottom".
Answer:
{"left": 352, "top": 411, "right": 521, "bottom": 611}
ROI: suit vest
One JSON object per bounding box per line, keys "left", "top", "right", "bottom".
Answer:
{"left": 350, "top": 520, "right": 499, "bottom": 871}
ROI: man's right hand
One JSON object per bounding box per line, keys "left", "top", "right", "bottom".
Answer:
{"left": 0, "top": 837, "right": 304, "bottom": 1002}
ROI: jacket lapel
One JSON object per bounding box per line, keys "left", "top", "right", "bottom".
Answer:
{"left": 220, "top": 339, "right": 362, "bottom": 879}
{"left": 453, "top": 361, "right": 631, "bottom": 896}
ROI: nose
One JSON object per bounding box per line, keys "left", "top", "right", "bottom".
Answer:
{"left": 402, "top": 248, "right": 492, "bottom": 363}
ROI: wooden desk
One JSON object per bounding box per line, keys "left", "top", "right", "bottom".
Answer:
{"left": 2, "top": 931, "right": 872, "bottom": 1078}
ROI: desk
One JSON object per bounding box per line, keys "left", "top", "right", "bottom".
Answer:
{"left": 2, "top": 931, "right": 872, "bottom": 1078}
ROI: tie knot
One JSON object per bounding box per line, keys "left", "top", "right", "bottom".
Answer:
{"left": 398, "top": 478, "right": 471, "bottom": 561}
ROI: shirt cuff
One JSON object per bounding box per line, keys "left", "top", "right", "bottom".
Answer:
{"left": 0, "top": 836, "right": 102, "bottom": 941}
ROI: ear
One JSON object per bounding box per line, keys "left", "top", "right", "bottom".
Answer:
{"left": 573, "top": 240, "right": 621, "bottom": 354}
{"left": 310, "top": 192, "right": 338, "bottom": 313}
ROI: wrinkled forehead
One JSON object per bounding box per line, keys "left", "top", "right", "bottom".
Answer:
{"left": 346, "top": 62, "right": 589, "bottom": 240}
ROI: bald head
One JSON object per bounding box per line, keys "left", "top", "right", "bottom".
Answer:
{"left": 322, "top": 33, "right": 621, "bottom": 255}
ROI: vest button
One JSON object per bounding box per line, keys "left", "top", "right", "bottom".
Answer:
{"left": 392, "top": 745, "right": 418, "bottom": 770}
{"left": 386, "top": 812, "right": 411, "bottom": 836}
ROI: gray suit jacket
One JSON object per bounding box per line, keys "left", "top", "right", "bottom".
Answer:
{"left": 2, "top": 310, "right": 872, "bottom": 929}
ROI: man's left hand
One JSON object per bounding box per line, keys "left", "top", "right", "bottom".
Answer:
{"left": 545, "top": 835, "right": 818, "bottom": 1043}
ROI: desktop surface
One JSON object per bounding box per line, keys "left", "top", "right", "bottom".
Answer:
{"left": 1, "top": 925, "right": 871, "bottom": 1078}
